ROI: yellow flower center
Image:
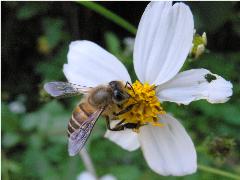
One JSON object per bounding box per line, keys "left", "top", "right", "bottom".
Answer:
{"left": 118, "top": 80, "right": 165, "bottom": 128}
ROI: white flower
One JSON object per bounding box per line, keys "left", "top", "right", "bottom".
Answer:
{"left": 77, "top": 171, "right": 116, "bottom": 180}
{"left": 9, "top": 101, "right": 26, "bottom": 114}
{"left": 123, "top": 37, "right": 135, "bottom": 55}
{"left": 63, "top": 2, "right": 232, "bottom": 176}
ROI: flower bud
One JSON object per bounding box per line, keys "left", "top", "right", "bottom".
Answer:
{"left": 189, "top": 31, "right": 207, "bottom": 59}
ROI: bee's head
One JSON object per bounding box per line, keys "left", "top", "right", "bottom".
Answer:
{"left": 109, "top": 81, "right": 130, "bottom": 104}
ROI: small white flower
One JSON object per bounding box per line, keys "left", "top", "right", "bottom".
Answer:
{"left": 77, "top": 171, "right": 116, "bottom": 180}
{"left": 123, "top": 37, "right": 135, "bottom": 55}
{"left": 64, "top": 2, "right": 232, "bottom": 176}
{"left": 9, "top": 101, "right": 26, "bottom": 114}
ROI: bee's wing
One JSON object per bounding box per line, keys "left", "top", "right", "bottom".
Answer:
{"left": 44, "top": 81, "right": 91, "bottom": 98}
{"left": 68, "top": 108, "right": 105, "bottom": 156}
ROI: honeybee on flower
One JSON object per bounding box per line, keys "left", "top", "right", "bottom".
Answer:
{"left": 49, "top": 1, "right": 233, "bottom": 176}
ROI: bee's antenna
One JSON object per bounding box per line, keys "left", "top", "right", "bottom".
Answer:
{"left": 124, "top": 81, "right": 138, "bottom": 102}
{"left": 125, "top": 81, "right": 136, "bottom": 95}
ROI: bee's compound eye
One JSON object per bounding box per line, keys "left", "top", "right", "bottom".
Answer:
{"left": 114, "top": 90, "right": 124, "bottom": 101}
{"left": 109, "top": 81, "right": 117, "bottom": 88}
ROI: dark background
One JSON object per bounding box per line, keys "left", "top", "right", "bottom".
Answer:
{"left": 2, "top": 2, "right": 240, "bottom": 180}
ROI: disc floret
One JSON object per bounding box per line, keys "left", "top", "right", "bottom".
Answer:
{"left": 118, "top": 80, "right": 165, "bottom": 128}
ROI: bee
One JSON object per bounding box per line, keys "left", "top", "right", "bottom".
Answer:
{"left": 44, "top": 81, "right": 138, "bottom": 156}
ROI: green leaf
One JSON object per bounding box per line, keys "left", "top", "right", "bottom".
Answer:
{"left": 105, "top": 31, "right": 121, "bottom": 56}
{"left": 2, "top": 132, "right": 21, "bottom": 148}
{"left": 192, "top": 101, "right": 240, "bottom": 126}
{"left": 2, "top": 159, "right": 21, "bottom": 174}
{"left": 191, "top": 2, "right": 235, "bottom": 31}
{"left": 110, "top": 165, "right": 141, "bottom": 180}
{"left": 22, "top": 112, "right": 40, "bottom": 130}
{"left": 16, "top": 3, "right": 48, "bottom": 20}
{"left": 36, "top": 44, "right": 68, "bottom": 81}
{"left": 22, "top": 100, "right": 69, "bottom": 134}
{"left": 22, "top": 147, "right": 51, "bottom": 179}
{"left": 1, "top": 102, "right": 21, "bottom": 132}
{"left": 42, "top": 18, "right": 64, "bottom": 49}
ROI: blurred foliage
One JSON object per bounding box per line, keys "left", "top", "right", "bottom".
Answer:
{"left": 2, "top": 1, "right": 240, "bottom": 180}
{"left": 208, "top": 137, "right": 236, "bottom": 161}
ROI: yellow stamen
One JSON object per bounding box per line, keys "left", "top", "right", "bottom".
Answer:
{"left": 118, "top": 80, "right": 165, "bottom": 129}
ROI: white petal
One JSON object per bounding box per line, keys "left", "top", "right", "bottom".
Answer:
{"left": 100, "top": 174, "right": 117, "bottom": 180}
{"left": 157, "top": 69, "right": 233, "bottom": 105}
{"left": 104, "top": 121, "right": 140, "bottom": 151}
{"left": 63, "top": 40, "right": 131, "bottom": 87}
{"left": 138, "top": 114, "right": 197, "bottom": 176}
{"left": 77, "top": 171, "right": 96, "bottom": 180}
{"left": 134, "top": 2, "right": 194, "bottom": 85}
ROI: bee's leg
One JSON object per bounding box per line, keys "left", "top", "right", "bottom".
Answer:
{"left": 123, "top": 122, "right": 147, "bottom": 129}
{"left": 109, "top": 122, "right": 144, "bottom": 131}
{"left": 123, "top": 123, "right": 138, "bottom": 129}
{"left": 105, "top": 117, "right": 125, "bottom": 131}
{"left": 113, "top": 103, "right": 137, "bottom": 116}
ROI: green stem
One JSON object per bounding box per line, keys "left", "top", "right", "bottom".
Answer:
{"left": 77, "top": 1, "right": 137, "bottom": 35}
{"left": 79, "top": 148, "right": 97, "bottom": 178}
{"left": 198, "top": 164, "right": 240, "bottom": 179}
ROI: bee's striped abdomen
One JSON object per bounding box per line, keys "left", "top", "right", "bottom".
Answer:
{"left": 67, "top": 103, "right": 94, "bottom": 137}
